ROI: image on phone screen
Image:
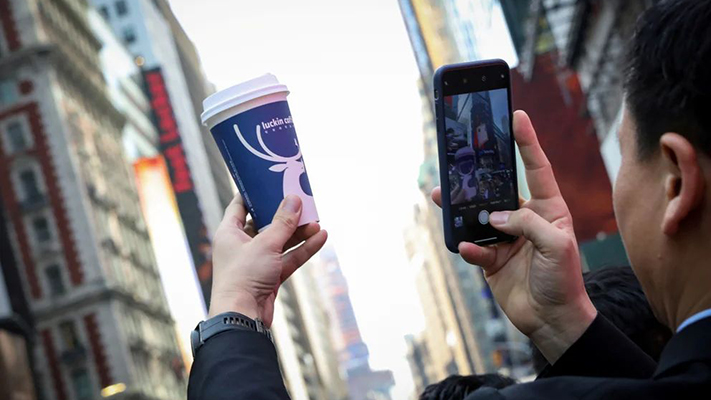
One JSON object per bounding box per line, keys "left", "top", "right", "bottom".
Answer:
{"left": 444, "top": 88, "right": 516, "bottom": 230}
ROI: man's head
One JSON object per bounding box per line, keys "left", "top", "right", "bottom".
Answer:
{"left": 531, "top": 266, "right": 672, "bottom": 373}
{"left": 419, "top": 374, "right": 516, "bottom": 400}
{"left": 614, "top": 0, "right": 711, "bottom": 329}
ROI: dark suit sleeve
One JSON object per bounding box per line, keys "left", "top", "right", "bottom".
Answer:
{"left": 537, "top": 313, "right": 656, "bottom": 379}
{"left": 463, "top": 315, "right": 659, "bottom": 400}
{"left": 188, "top": 329, "right": 290, "bottom": 400}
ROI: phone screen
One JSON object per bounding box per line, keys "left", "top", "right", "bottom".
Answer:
{"left": 443, "top": 87, "right": 517, "bottom": 240}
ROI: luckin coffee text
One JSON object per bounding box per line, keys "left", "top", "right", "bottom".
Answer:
{"left": 261, "top": 116, "right": 293, "bottom": 130}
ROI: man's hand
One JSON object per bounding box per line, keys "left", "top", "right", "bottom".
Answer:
{"left": 209, "top": 194, "right": 328, "bottom": 327}
{"left": 432, "top": 111, "right": 597, "bottom": 364}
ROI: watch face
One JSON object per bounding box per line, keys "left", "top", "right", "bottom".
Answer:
{"left": 190, "top": 328, "right": 200, "bottom": 358}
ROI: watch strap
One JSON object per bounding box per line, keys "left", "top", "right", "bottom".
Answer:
{"left": 192, "top": 312, "right": 272, "bottom": 357}
{"left": 206, "top": 312, "right": 272, "bottom": 341}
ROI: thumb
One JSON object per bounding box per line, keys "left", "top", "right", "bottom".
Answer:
{"left": 490, "top": 208, "right": 564, "bottom": 250}
{"left": 259, "top": 195, "right": 302, "bottom": 251}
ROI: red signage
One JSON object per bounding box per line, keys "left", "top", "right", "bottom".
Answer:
{"left": 143, "top": 68, "right": 213, "bottom": 306}
{"left": 145, "top": 71, "right": 193, "bottom": 194}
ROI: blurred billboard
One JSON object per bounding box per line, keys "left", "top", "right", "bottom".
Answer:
{"left": 133, "top": 156, "right": 206, "bottom": 369}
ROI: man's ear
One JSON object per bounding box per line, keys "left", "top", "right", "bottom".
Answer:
{"left": 660, "top": 133, "right": 705, "bottom": 235}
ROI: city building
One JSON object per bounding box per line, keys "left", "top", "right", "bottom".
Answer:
{"left": 404, "top": 196, "right": 499, "bottom": 380}
{"left": 500, "top": 0, "right": 658, "bottom": 182}
{"left": 404, "top": 333, "right": 434, "bottom": 397}
{"left": 90, "top": 10, "right": 205, "bottom": 363}
{"left": 0, "top": 200, "right": 37, "bottom": 399}
{"left": 398, "top": 0, "right": 531, "bottom": 387}
{"left": 0, "top": 0, "right": 185, "bottom": 398}
{"left": 151, "top": 0, "right": 234, "bottom": 209}
{"left": 313, "top": 245, "right": 395, "bottom": 400}
{"left": 271, "top": 279, "right": 329, "bottom": 400}
{"left": 291, "top": 262, "right": 350, "bottom": 400}
{"left": 558, "top": 0, "right": 659, "bottom": 182}
{"left": 499, "top": 0, "right": 636, "bottom": 269}
{"left": 88, "top": 9, "right": 159, "bottom": 162}
{"left": 269, "top": 259, "right": 352, "bottom": 400}
{"left": 91, "top": 0, "right": 229, "bottom": 303}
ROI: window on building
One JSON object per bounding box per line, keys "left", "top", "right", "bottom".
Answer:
{"left": 123, "top": 26, "right": 136, "bottom": 44}
{"left": 71, "top": 369, "right": 92, "bottom": 400}
{"left": 32, "top": 217, "right": 51, "bottom": 243}
{"left": 99, "top": 5, "right": 110, "bottom": 20}
{"left": 5, "top": 121, "right": 28, "bottom": 153}
{"left": 45, "top": 265, "right": 65, "bottom": 296}
{"left": 116, "top": 0, "right": 128, "bottom": 16}
{"left": 19, "top": 169, "right": 41, "bottom": 200}
{"left": 59, "top": 321, "right": 81, "bottom": 351}
{"left": 0, "top": 80, "right": 17, "bottom": 106}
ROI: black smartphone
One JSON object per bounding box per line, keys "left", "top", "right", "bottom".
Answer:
{"left": 434, "top": 59, "right": 519, "bottom": 253}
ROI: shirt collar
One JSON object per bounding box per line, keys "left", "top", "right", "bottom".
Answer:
{"left": 676, "top": 308, "right": 711, "bottom": 333}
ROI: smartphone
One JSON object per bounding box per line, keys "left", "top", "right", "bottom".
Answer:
{"left": 434, "top": 59, "right": 519, "bottom": 252}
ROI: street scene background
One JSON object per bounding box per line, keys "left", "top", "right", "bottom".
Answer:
{"left": 0, "top": 0, "right": 644, "bottom": 399}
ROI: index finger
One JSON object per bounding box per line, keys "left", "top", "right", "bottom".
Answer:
{"left": 513, "top": 110, "right": 561, "bottom": 200}
{"left": 222, "top": 193, "right": 248, "bottom": 231}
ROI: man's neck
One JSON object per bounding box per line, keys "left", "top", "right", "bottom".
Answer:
{"left": 674, "top": 291, "right": 711, "bottom": 331}
{"left": 662, "top": 206, "right": 711, "bottom": 331}
{"left": 667, "top": 244, "right": 711, "bottom": 330}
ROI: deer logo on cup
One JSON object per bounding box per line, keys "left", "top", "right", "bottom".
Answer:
{"left": 233, "top": 124, "right": 317, "bottom": 223}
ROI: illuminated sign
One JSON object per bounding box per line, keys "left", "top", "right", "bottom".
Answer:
{"left": 134, "top": 157, "right": 206, "bottom": 369}
{"left": 143, "top": 68, "right": 213, "bottom": 306}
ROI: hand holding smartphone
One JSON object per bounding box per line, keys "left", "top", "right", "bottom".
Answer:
{"left": 434, "top": 59, "right": 519, "bottom": 252}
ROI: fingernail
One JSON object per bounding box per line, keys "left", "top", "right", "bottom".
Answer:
{"left": 283, "top": 195, "right": 301, "bottom": 213}
{"left": 490, "top": 211, "right": 510, "bottom": 225}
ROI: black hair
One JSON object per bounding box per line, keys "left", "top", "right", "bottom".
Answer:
{"left": 624, "top": 0, "right": 711, "bottom": 159}
{"left": 531, "top": 266, "right": 672, "bottom": 373}
{"left": 419, "top": 374, "right": 516, "bottom": 400}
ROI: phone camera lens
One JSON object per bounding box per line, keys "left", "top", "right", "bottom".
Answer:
{"left": 501, "top": 74, "right": 505, "bottom": 79}
{"left": 434, "top": 89, "right": 439, "bottom": 100}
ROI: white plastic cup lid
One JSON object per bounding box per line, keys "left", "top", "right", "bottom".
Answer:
{"left": 201, "top": 73, "right": 289, "bottom": 125}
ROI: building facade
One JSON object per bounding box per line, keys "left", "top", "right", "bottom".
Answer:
{"left": 88, "top": 9, "right": 159, "bottom": 162}
{"left": 91, "top": 0, "right": 227, "bottom": 304}
{"left": 500, "top": 0, "right": 660, "bottom": 183}
{"left": 404, "top": 333, "right": 433, "bottom": 397}
{"left": 90, "top": 8, "right": 205, "bottom": 364}
{"left": 313, "top": 245, "right": 395, "bottom": 400}
{"left": 561, "top": 0, "right": 659, "bottom": 183}
{"left": 0, "top": 198, "right": 37, "bottom": 399}
{"left": 152, "top": 0, "right": 234, "bottom": 209}
{"left": 291, "top": 262, "right": 350, "bottom": 400}
{"left": 499, "top": 0, "right": 642, "bottom": 269}
{"left": 0, "top": 0, "right": 185, "bottom": 398}
{"left": 269, "top": 259, "right": 351, "bottom": 400}
{"left": 271, "top": 279, "right": 329, "bottom": 400}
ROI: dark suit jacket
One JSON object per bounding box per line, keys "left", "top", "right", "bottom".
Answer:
{"left": 465, "top": 315, "right": 711, "bottom": 399}
{"left": 188, "top": 329, "right": 291, "bottom": 400}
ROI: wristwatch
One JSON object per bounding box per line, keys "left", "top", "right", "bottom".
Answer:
{"left": 191, "top": 312, "right": 273, "bottom": 357}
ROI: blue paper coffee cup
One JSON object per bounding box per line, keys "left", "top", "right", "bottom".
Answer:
{"left": 201, "top": 74, "right": 319, "bottom": 231}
